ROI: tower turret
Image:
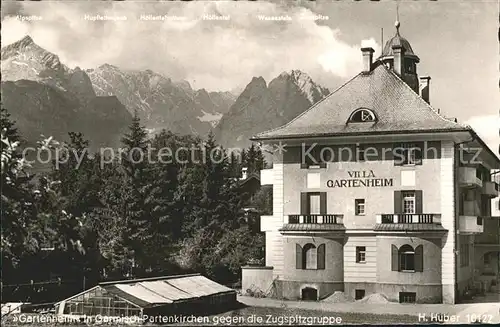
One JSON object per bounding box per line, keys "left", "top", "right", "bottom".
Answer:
{"left": 376, "top": 21, "right": 420, "bottom": 93}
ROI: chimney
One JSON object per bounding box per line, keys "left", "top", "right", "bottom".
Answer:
{"left": 419, "top": 76, "right": 431, "bottom": 104}
{"left": 361, "top": 47, "right": 375, "bottom": 73}
{"left": 241, "top": 167, "right": 248, "bottom": 180}
{"left": 392, "top": 45, "right": 404, "bottom": 76}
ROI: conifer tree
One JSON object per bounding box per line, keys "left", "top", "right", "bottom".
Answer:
{"left": 120, "top": 111, "right": 152, "bottom": 274}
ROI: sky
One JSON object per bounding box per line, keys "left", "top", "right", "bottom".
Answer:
{"left": 1, "top": 0, "right": 498, "bottom": 152}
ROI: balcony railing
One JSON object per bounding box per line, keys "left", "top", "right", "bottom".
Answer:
{"left": 482, "top": 181, "right": 499, "bottom": 198}
{"left": 459, "top": 166, "right": 483, "bottom": 188}
{"left": 377, "top": 214, "right": 441, "bottom": 224}
{"left": 288, "top": 214, "right": 343, "bottom": 224}
{"left": 458, "top": 215, "right": 484, "bottom": 234}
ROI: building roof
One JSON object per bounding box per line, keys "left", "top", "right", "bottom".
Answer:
{"left": 252, "top": 64, "right": 469, "bottom": 141}
{"left": 280, "top": 223, "right": 346, "bottom": 232}
{"left": 374, "top": 223, "right": 447, "bottom": 232}
{"left": 57, "top": 274, "right": 235, "bottom": 309}
{"left": 379, "top": 27, "right": 419, "bottom": 62}
{"left": 239, "top": 172, "right": 260, "bottom": 187}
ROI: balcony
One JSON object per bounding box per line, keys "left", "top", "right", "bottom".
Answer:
{"left": 281, "top": 214, "right": 345, "bottom": 233}
{"left": 459, "top": 167, "right": 482, "bottom": 188}
{"left": 458, "top": 215, "right": 484, "bottom": 234}
{"left": 376, "top": 214, "right": 441, "bottom": 224}
{"left": 475, "top": 217, "right": 499, "bottom": 246}
{"left": 482, "top": 181, "right": 499, "bottom": 198}
{"left": 462, "top": 200, "right": 480, "bottom": 216}
{"left": 374, "top": 214, "right": 445, "bottom": 232}
{"left": 288, "top": 214, "right": 344, "bottom": 224}
{"left": 260, "top": 169, "right": 274, "bottom": 185}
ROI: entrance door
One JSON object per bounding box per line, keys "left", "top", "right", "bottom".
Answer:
{"left": 301, "top": 287, "right": 318, "bottom": 301}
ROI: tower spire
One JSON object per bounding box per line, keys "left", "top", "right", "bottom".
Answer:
{"left": 395, "top": 1, "right": 401, "bottom": 35}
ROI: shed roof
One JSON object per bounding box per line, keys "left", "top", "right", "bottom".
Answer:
{"left": 56, "top": 274, "right": 235, "bottom": 309}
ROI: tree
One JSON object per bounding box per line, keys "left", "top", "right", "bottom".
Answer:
{"left": 1, "top": 105, "right": 20, "bottom": 143}
{"left": 51, "top": 132, "right": 101, "bottom": 217}
{"left": 89, "top": 158, "right": 135, "bottom": 279}
{"left": 120, "top": 112, "right": 153, "bottom": 274}
{"left": 121, "top": 110, "right": 149, "bottom": 182}
{"left": 1, "top": 106, "right": 35, "bottom": 266}
{"left": 244, "top": 143, "right": 265, "bottom": 174}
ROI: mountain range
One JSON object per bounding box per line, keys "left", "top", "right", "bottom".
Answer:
{"left": 1, "top": 36, "right": 331, "bottom": 149}
{"left": 1, "top": 36, "right": 131, "bottom": 148}
{"left": 215, "top": 70, "right": 330, "bottom": 148}
{"left": 86, "top": 64, "right": 236, "bottom": 135}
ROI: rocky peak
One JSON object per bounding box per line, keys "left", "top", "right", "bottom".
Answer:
{"left": 273, "top": 69, "right": 329, "bottom": 104}
{"left": 1, "top": 35, "right": 63, "bottom": 71}
{"left": 242, "top": 76, "right": 267, "bottom": 94}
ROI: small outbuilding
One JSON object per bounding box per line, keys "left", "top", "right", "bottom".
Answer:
{"left": 55, "top": 273, "right": 237, "bottom": 318}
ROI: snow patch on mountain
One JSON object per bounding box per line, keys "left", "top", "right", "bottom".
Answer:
{"left": 197, "top": 110, "right": 223, "bottom": 127}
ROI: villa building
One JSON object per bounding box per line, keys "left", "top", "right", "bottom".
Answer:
{"left": 242, "top": 22, "right": 500, "bottom": 304}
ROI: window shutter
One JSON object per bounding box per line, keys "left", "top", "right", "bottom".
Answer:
{"left": 316, "top": 146, "right": 326, "bottom": 168}
{"left": 317, "top": 244, "right": 325, "bottom": 270}
{"left": 415, "top": 245, "right": 423, "bottom": 272}
{"left": 301, "top": 193, "right": 308, "bottom": 215}
{"left": 300, "top": 148, "right": 308, "bottom": 168}
{"left": 320, "top": 192, "right": 327, "bottom": 214}
{"left": 391, "top": 244, "right": 399, "bottom": 271}
{"left": 394, "top": 143, "right": 403, "bottom": 166}
{"left": 415, "top": 143, "right": 423, "bottom": 165}
{"left": 394, "top": 191, "right": 402, "bottom": 214}
{"left": 415, "top": 190, "right": 423, "bottom": 214}
{"left": 296, "top": 244, "right": 303, "bottom": 269}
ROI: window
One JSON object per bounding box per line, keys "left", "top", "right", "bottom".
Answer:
{"left": 296, "top": 243, "right": 325, "bottom": 270}
{"left": 356, "top": 246, "right": 366, "bottom": 263}
{"left": 399, "top": 292, "right": 416, "bottom": 303}
{"left": 399, "top": 244, "right": 415, "bottom": 271}
{"left": 308, "top": 194, "right": 321, "bottom": 215}
{"left": 394, "top": 190, "right": 422, "bottom": 214}
{"left": 304, "top": 244, "right": 317, "bottom": 269}
{"left": 355, "top": 289, "right": 365, "bottom": 300}
{"left": 307, "top": 173, "right": 321, "bottom": 189}
{"left": 301, "top": 145, "right": 327, "bottom": 169}
{"left": 348, "top": 108, "right": 376, "bottom": 123}
{"left": 405, "top": 60, "right": 416, "bottom": 74}
{"left": 357, "top": 145, "right": 366, "bottom": 161}
{"left": 484, "top": 253, "right": 491, "bottom": 265}
{"left": 460, "top": 243, "right": 470, "bottom": 267}
{"left": 355, "top": 199, "right": 365, "bottom": 215}
{"left": 301, "top": 192, "right": 327, "bottom": 218}
{"left": 395, "top": 143, "right": 422, "bottom": 166}
{"left": 402, "top": 192, "right": 416, "bottom": 214}
{"left": 392, "top": 244, "right": 423, "bottom": 272}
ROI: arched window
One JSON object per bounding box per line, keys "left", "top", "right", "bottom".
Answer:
{"left": 303, "top": 244, "right": 317, "bottom": 269}
{"left": 296, "top": 243, "right": 326, "bottom": 270}
{"left": 348, "top": 108, "right": 376, "bottom": 123}
{"left": 399, "top": 245, "right": 415, "bottom": 271}
{"left": 391, "top": 244, "right": 423, "bottom": 272}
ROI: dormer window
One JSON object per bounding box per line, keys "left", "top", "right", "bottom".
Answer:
{"left": 348, "top": 108, "right": 376, "bottom": 123}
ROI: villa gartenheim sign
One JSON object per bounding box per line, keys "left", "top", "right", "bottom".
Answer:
{"left": 326, "top": 170, "right": 393, "bottom": 188}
